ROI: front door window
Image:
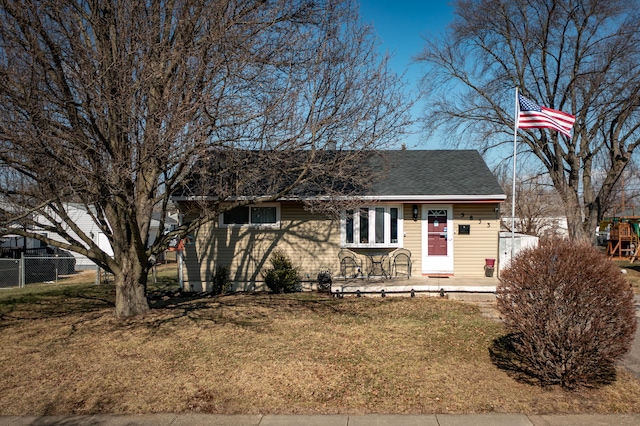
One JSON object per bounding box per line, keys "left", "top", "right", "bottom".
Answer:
{"left": 428, "top": 209, "right": 448, "bottom": 256}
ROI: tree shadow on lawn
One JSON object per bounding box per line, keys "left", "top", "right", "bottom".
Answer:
{"left": 0, "top": 284, "right": 115, "bottom": 326}
{"left": 489, "top": 333, "right": 617, "bottom": 389}
{"left": 1, "top": 284, "right": 348, "bottom": 333}
{"left": 142, "top": 290, "right": 354, "bottom": 332}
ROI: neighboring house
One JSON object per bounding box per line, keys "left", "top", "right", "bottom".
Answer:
{"left": 1, "top": 204, "right": 179, "bottom": 269}
{"left": 172, "top": 150, "right": 506, "bottom": 292}
{"left": 500, "top": 216, "right": 569, "bottom": 240}
{"left": 38, "top": 203, "right": 104, "bottom": 269}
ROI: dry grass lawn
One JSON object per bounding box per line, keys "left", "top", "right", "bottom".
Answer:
{"left": 617, "top": 259, "right": 640, "bottom": 294}
{"left": 1, "top": 264, "right": 640, "bottom": 416}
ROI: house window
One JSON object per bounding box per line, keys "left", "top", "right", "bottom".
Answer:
{"left": 220, "top": 204, "right": 280, "bottom": 227}
{"left": 390, "top": 208, "right": 398, "bottom": 243}
{"left": 360, "top": 208, "right": 369, "bottom": 243}
{"left": 342, "top": 205, "right": 402, "bottom": 248}
{"left": 346, "top": 212, "right": 354, "bottom": 244}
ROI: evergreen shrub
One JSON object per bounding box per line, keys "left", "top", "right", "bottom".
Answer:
{"left": 211, "top": 265, "right": 231, "bottom": 295}
{"left": 496, "top": 238, "right": 636, "bottom": 388}
{"left": 262, "top": 250, "right": 300, "bottom": 293}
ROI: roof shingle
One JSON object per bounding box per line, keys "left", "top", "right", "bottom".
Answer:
{"left": 371, "top": 150, "right": 504, "bottom": 197}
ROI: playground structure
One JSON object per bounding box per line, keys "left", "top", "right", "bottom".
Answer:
{"left": 605, "top": 219, "right": 640, "bottom": 259}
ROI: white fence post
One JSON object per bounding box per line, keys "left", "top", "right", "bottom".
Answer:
{"left": 178, "top": 251, "right": 184, "bottom": 290}
{"left": 19, "top": 257, "right": 25, "bottom": 288}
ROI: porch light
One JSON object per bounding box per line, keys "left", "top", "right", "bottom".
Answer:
{"left": 412, "top": 205, "right": 419, "bottom": 221}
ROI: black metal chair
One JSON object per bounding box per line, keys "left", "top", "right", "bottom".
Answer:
{"left": 391, "top": 248, "right": 412, "bottom": 279}
{"left": 338, "top": 249, "right": 362, "bottom": 279}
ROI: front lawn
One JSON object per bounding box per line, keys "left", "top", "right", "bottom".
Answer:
{"left": 1, "top": 270, "right": 640, "bottom": 415}
{"left": 617, "top": 259, "right": 640, "bottom": 294}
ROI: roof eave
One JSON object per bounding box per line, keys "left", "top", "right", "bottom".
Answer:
{"left": 172, "top": 194, "right": 507, "bottom": 203}
{"left": 359, "top": 194, "right": 507, "bottom": 202}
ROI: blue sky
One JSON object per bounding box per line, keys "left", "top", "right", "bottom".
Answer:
{"left": 359, "top": 1, "right": 455, "bottom": 149}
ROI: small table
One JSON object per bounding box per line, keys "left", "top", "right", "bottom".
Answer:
{"left": 366, "top": 252, "right": 389, "bottom": 278}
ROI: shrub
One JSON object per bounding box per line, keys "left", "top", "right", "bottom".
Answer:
{"left": 496, "top": 238, "right": 637, "bottom": 388}
{"left": 262, "top": 250, "right": 301, "bottom": 293}
{"left": 211, "top": 265, "right": 231, "bottom": 295}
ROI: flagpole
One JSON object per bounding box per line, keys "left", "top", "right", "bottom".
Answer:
{"left": 511, "top": 87, "right": 519, "bottom": 261}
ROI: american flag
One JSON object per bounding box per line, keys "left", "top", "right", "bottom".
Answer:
{"left": 518, "top": 94, "right": 575, "bottom": 138}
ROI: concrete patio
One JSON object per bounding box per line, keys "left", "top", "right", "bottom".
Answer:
{"left": 330, "top": 274, "right": 500, "bottom": 300}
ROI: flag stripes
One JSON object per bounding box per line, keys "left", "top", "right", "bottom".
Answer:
{"left": 517, "top": 94, "right": 575, "bottom": 137}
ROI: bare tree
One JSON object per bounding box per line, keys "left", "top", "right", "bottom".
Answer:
{"left": 498, "top": 168, "right": 566, "bottom": 239}
{"left": 599, "top": 160, "right": 640, "bottom": 217}
{"left": 0, "top": 0, "right": 411, "bottom": 317}
{"left": 417, "top": 0, "right": 640, "bottom": 242}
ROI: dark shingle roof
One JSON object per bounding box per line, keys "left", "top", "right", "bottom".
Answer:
{"left": 172, "top": 149, "right": 505, "bottom": 201}
{"left": 370, "top": 150, "right": 504, "bottom": 197}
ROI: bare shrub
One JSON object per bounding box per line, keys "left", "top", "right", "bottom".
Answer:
{"left": 496, "top": 239, "right": 637, "bottom": 388}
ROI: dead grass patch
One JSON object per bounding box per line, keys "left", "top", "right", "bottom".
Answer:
{"left": 1, "top": 276, "right": 640, "bottom": 416}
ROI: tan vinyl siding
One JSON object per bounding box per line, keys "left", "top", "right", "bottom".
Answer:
{"left": 180, "top": 201, "right": 502, "bottom": 289}
{"left": 402, "top": 204, "right": 422, "bottom": 276}
{"left": 182, "top": 202, "right": 341, "bottom": 291}
{"left": 452, "top": 204, "right": 501, "bottom": 277}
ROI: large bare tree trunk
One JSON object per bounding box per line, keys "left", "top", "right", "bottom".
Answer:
{"left": 114, "top": 256, "right": 149, "bottom": 318}
{"left": 114, "top": 278, "right": 148, "bottom": 318}
{"left": 565, "top": 208, "right": 592, "bottom": 243}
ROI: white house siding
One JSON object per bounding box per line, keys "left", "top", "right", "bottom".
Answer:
{"left": 33, "top": 204, "right": 170, "bottom": 270}
{"left": 452, "top": 204, "right": 501, "bottom": 277}
{"left": 38, "top": 204, "right": 100, "bottom": 269}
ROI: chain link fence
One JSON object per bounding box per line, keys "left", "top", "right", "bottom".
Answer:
{"left": 0, "top": 255, "right": 76, "bottom": 288}
{"left": 0, "top": 258, "right": 22, "bottom": 288}
{"left": 0, "top": 254, "right": 178, "bottom": 288}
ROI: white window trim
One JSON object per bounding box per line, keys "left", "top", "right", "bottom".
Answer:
{"left": 340, "top": 204, "right": 403, "bottom": 248}
{"left": 219, "top": 203, "right": 281, "bottom": 228}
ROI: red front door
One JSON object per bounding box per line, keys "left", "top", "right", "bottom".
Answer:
{"left": 427, "top": 211, "right": 448, "bottom": 256}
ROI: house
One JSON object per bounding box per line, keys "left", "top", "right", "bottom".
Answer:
{"left": 500, "top": 216, "right": 569, "bottom": 240}
{"left": 1, "top": 204, "right": 179, "bottom": 269}
{"left": 172, "top": 150, "right": 506, "bottom": 292}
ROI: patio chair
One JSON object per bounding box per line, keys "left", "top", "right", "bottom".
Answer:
{"left": 338, "top": 249, "right": 362, "bottom": 279}
{"left": 391, "top": 248, "right": 412, "bottom": 279}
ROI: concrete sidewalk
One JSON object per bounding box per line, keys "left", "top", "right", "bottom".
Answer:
{"left": 3, "top": 413, "right": 640, "bottom": 426}
{"left": 622, "top": 295, "right": 640, "bottom": 378}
